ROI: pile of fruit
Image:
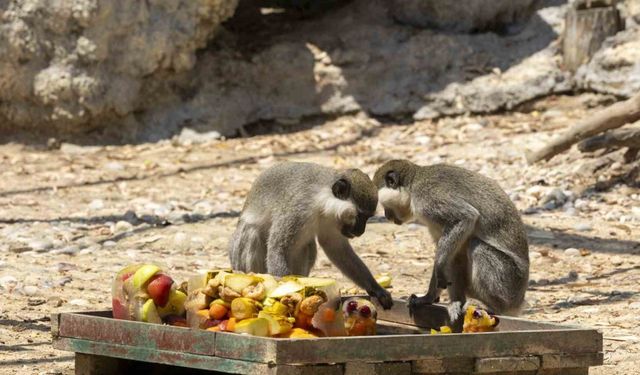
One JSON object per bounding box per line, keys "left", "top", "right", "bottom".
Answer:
{"left": 111, "top": 264, "right": 188, "bottom": 326}
{"left": 184, "top": 270, "right": 377, "bottom": 338}
{"left": 430, "top": 305, "right": 500, "bottom": 334}
{"left": 111, "top": 265, "right": 382, "bottom": 338}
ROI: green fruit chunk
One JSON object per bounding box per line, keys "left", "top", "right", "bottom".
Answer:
{"left": 132, "top": 265, "right": 161, "bottom": 289}
{"left": 224, "top": 274, "right": 261, "bottom": 293}
{"left": 141, "top": 299, "right": 162, "bottom": 324}
{"left": 234, "top": 317, "right": 270, "bottom": 337}
{"left": 157, "top": 290, "right": 187, "bottom": 317}
{"left": 258, "top": 311, "right": 293, "bottom": 335}
{"left": 263, "top": 301, "right": 289, "bottom": 317}
{"left": 268, "top": 281, "right": 304, "bottom": 298}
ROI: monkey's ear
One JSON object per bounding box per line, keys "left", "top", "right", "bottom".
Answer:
{"left": 332, "top": 178, "right": 351, "bottom": 200}
{"left": 385, "top": 171, "right": 399, "bottom": 189}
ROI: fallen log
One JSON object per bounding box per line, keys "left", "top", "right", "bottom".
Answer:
{"left": 578, "top": 127, "right": 640, "bottom": 152}
{"left": 525, "top": 92, "right": 640, "bottom": 164}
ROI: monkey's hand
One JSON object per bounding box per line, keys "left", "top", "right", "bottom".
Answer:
{"left": 368, "top": 287, "right": 393, "bottom": 310}
{"left": 408, "top": 293, "right": 440, "bottom": 317}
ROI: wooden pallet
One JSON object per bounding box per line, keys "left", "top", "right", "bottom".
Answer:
{"left": 51, "top": 300, "right": 603, "bottom": 375}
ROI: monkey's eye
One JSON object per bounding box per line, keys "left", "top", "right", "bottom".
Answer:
{"left": 385, "top": 171, "right": 399, "bottom": 189}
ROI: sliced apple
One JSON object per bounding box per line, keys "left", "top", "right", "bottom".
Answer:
{"left": 112, "top": 298, "right": 129, "bottom": 320}
{"left": 258, "top": 311, "right": 292, "bottom": 335}
{"left": 223, "top": 274, "right": 261, "bottom": 294}
{"left": 147, "top": 274, "right": 174, "bottom": 307}
{"left": 141, "top": 299, "right": 162, "bottom": 324}
{"left": 132, "top": 264, "right": 161, "bottom": 289}
{"left": 268, "top": 281, "right": 304, "bottom": 298}
{"left": 157, "top": 289, "right": 187, "bottom": 317}
{"left": 375, "top": 274, "right": 392, "bottom": 288}
{"left": 279, "top": 327, "right": 317, "bottom": 339}
{"left": 234, "top": 317, "right": 270, "bottom": 337}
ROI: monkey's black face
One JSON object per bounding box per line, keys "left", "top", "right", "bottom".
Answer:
{"left": 341, "top": 211, "right": 372, "bottom": 238}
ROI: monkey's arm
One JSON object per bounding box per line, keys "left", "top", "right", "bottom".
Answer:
{"left": 265, "top": 216, "right": 304, "bottom": 276}
{"left": 317, "top": 230, "right": 393, "bottom": 309}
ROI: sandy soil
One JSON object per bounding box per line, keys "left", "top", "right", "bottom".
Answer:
{"left": 0, "top": 94, "right": 638, "bottom": 374}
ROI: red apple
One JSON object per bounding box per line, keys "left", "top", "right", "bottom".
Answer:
{"left": 112, "top": 298, "right": 129, "bottom": 320}
{"left": 146, "top": 274, "right": 173, "bottom": 307}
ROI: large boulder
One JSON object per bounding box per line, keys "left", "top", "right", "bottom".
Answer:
{"left": 575, "top": 26, "right": 640, "bottom": 98}
{"left": 0, "top": 0, "right": 238, "bottom": 134}
{"left": 388, "top": 0, "right": 543, "bottom": 33}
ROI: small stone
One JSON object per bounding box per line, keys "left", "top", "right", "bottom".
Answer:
{"left": 538, "top": 248, "right": 550, "bottom": 256}
{"left": 23, "top": 285, "right": 39, "bottom": 296}
{"left": 47, "top": 296, "right": 64, "bottom": 307}
{"left": 523, "top": 207, "right": 539, "bottom": 215}
{"left": 88, "top": 199, "right": 104, "bottom": 210}
{"left": 105, "top": 162, "right": 124, "bottom": 171}
{"left": 56, "top": 262, "right": 77, "bottom": 272}
{"left": 28, "top": 239, "right": 54, "bottom": 252}
{"left": 114, "top": 220, "right": 134, "bottom": 233}
{"left": 123, "top": 210, "right": 137, "bottom": 223}
{"left": 611, "top": 256, "right": 624, "bottom": 266}
{"left": 177, "top": 128, "right": 222, "bottom": 145}
{"left": 27, "top": 297, "right": 46, "bottom": 306}
{"left": 564, "top": 248, "right": 581, "bottom": 257}
{"left": 529, "top": 251, "right": 542, "bottom": 259}
{"left": 536, "top": 278, "right": 549, "bottom": 286}
{"left": 580, "top": 249, "right": 591, "bottom": 256}
{"left": 68, "top": 298, "right": 90, "bottom": 307}
{"left": 103, "top": 240, "right": 117, "bottom": 248}
{"left": 574, "top": 199, "right": 589, "bottom": 211}
{"left": 193, "top": 200, "right": 213, "bottom": 215}
{"left": 174, "top": 232, "right": 188, "bottom": 247}
{"left": 407, "top": 223, "right": 421, "bottom": 231}
{"left": 574, "top": 223, "right": 593, "bottom": 232}
{"left": 0, "top": 275, "right": 18, "bottom": 291}
{"left": 526, "top": 185, "right": 545, "bottom": 199}
{"left": 415, "top": 136, "right": 432, "bottom": 145}
{"left": 55, "top": 276, "right": 73, "bottom": 287}
{"left": 542, "top": 201, "right": 557, "bottom": 210}
{"left": 629, "top": 302, "right": 640, "bottom": 309}
{"left": 51, "top": 245, "right": 80, "bottom": 255}
{"left": 564, "top": 207, "right": 577, "bottom": 216}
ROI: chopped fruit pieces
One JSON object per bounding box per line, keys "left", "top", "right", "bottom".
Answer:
{"left": 158, "top": 290, "right": 187, "bottom": 317}
{"left": 209, "top": 303, "right": 229, "bottom": 320}
{"left": 268, "top": 281, "right": 304, "bottom": 298}
{"left": 224, "top": 274, "right": 261, "bottom": 294}
{"left": 263, "top": 301, "right": 288, "bottom": 317}
{"left": 112, "top": 298, "right": 129, "bottom": 320}
{"left": 234, "top": 318, "right": 270, "bottom": 336}
{"left": 430, "top": 326, "right": 453, "bottom": 334}
{"left": 463, "top": 306, "right": 499, "bottom": 333}
{"left": 279, "top": 328, "right": 318, "bottom": 339}
{"left": 241, "top": 282, "right": 266, "bottom": 301}
{"left": 147, "top": 274, "right": 174, "bottom": 307}
{"left": 230, "top": 298, "right": 258, "bottom": 320}
{"left": 258, "top": 311, "right": 293, "bottom": 335}
{"left": 375, "top": 274, "right": 392, "bottom": 288}
{"left": 132, "top": 265, "right": 161, "bottom": 289}
{"left": 299, "top": 295, "right": 326, "bottom": 316}
{"left": 141, "top": 299, "right": 162, "bottom": 324}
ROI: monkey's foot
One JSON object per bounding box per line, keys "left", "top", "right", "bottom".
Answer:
{"left": 447, "top": 301, "right": 465, "bottom": 333}
{"left": 408, "top": 294, "right": 439, "bottom": 317}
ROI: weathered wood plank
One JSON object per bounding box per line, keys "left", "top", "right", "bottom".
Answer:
{"left": 412, "top": 357, "right": 474, "bottom": 373}
{"left": 541, "top": 352, "right": 604, "bottom": 368}
{"left": 214, "top": 331, "right": 278, "bottom": 363}
{"left": 474, "top": 356, "right": 540, "bottom": 373}
{"left": 58, "top": 312, "right": 218, "bottom": 356}
{"left": 344, "top": 361, "right": 411, "bottom": 375}
{"left": 271, "top": 364, "right": 345, "bottom": 375}
{"left": 273, "top": 329, "right": 602, "bottom": 364}
{"left": 54, "top": 337, "right": 268, "bottom": 374}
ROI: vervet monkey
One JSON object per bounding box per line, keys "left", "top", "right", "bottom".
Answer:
{"left": 373, "top": 160, "right": 528, "bottom": 324}
{"left": 229, "top": 162, "right": 393, "bottom": 309}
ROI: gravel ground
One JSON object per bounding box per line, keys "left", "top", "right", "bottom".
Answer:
{"left": 0, "top": 94, "right": 638, "bottom": 374}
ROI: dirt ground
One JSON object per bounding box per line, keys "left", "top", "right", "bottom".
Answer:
{"left": 0, "top": 94, "right": 639, "bottom": 374}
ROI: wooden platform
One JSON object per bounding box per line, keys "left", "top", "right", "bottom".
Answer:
{"left": 51, "top": 300, "right": 603, "bottom": 375}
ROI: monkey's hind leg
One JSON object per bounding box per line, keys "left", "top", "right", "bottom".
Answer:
{"left": 229, "top": 219, "right": 267, "bottom": 273}
{"left": 288, "top": 241, "right": 317, "bottom": 276}
{"left": 467, "top": 239, "right": 527, "bottom": 315}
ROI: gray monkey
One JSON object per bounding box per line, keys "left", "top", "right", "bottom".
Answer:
{"left": 229, "top": 161, "right": 393, "bottom": 309}
{"left": 373, "top": 160, "right": 529, "bottom": 325}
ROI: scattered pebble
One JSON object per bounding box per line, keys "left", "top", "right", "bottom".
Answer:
{"left": 27, "top": 297, "right": 47, "bottom": 306}
{"left": 51, "top": 245, "right": 80, "bottom": 255}
{"left": 28, "top": 239, "right": 54, "bottom": 252}
{"left": 88, "top": 199, "right": 104, "bottom": 210}
{"left": 564, "top": 248, "right": 581, "bottom": 257}
{"left": 611, "top": 256, "right": 624, "bottom": 266}
{"left": 23, "top": 285, "right": 39, "bottom": 296}
{"left": 103, "top": 240, "right": 117, "bottom": 248}
{"left": 574, "top": 223, "right": 593, "bottom": 232}
{"left": 114, "top": 221, "right": 134, "bottom": 233}
{"left": 105, "top": 162, "right": 124, "bottom": 171}
{"left": 0, "top": 275, "right": 19, "bottom": 291}
{"left": 68, "top": 298, "right": 90, "bottom": 307}
{"left": 174, "top": 232, "right": 188, "bottom": 247}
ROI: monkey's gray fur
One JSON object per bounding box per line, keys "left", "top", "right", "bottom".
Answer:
{"left": 373, "top": 160, "right": 529, "bottom": 326}
{"left": 229, "top": 161, "right": 393, "bottom": 309}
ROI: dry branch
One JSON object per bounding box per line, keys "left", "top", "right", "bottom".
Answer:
{"left": 578, "top": 127, "right": 640, "bottom": 152}
{"left": 525, "top": 93, "right": 640, "bottom": 164}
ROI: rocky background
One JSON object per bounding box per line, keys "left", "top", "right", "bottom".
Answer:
{"left": 1, "top": 0, "right": 638, "bottom": 143}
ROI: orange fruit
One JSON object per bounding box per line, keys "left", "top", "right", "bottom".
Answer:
{"left": 209, "top": 304, "right": 228, "bottom": 320}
